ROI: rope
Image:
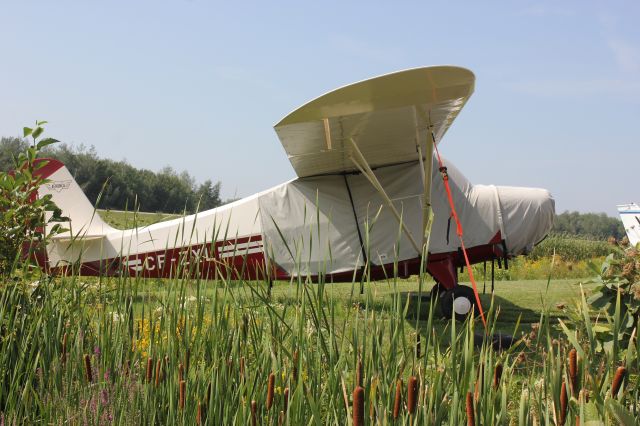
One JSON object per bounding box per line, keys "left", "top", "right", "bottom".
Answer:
{"left": 432, "top": 137, "right": 487, "bottom": 327}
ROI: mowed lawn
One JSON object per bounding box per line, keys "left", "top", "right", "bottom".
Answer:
{"left": 124, "top": 275, "right": 598, "bottom": 339}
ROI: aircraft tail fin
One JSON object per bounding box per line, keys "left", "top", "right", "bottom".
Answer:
{"left": 35, "top": 158, "right": 115, "bottom": 238}
{"left": 617, "top": 203, "right": 640, "bottom": 248}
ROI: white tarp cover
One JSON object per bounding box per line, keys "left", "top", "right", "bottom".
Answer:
{"left": 259, "top": 157, "right": 554, "bottom": 276}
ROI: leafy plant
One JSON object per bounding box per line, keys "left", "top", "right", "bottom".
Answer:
{"left": 564, "top": 246, "right": 640, "bottom": 354}
{"left": 0, "top": 121, "right": 67, "bottom": 276}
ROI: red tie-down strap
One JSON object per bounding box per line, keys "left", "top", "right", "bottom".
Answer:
{"left": 432, "top": 140, "right": 487, "bottom": 327}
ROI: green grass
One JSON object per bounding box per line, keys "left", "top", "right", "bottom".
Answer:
{"left": 127, "top": 277, "right": 598, "bottom": 333}
{"left": 0, "top": 209, "right": 633, "bottom": 424}
{"left": 97, "top": 209, "right": 181, "bottom": 229}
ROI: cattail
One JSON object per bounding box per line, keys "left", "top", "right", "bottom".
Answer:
{"left": 278, "top": 410, "right": 284, "bottom": 426}
{"left": 251, "top": 400, "right": 258, "bottom": 426}
{"left": 558, "top": 381, "right": 568, "bottom": 425}
{"left": 292, "top": 350, "right": 299, "bottom": 382}
{"left": 61, "top": 332, "right": 68, "bottom": 366}
{"left": 407, "top": 376, "right": 419, "bottom": 414}
{"left": 83, "top": 354, "right": 93, "bottom": 383}
{"left": 353, "top": 386, "right": 364, "bottom": 426}
{"left": 242, "top": 313, "right": 249, "bottom": 338}
{"left": 493, "top": 364, "right": 503, "bottom": 389}
{"left": 178, "top": 362, "right": 184, "bottom": 382}
{"left": 416, "top": 333, "right": 421, "bottom": 359}
{"left": 240, "top": 356, "right": 245, "bottom": 378}
{"left": 179, "top": 380, "right": 186, "bottom": 410}
{"left": 568, "top": 348, "right": 578, "bottom": 395}
{"left": 465, "top": 391, "right": 475, "bottom": 426}
{"left": 124, "top": 359, "right": 131, "bottom": 377}
{"left": 283, "top": 387, "right": 289, "bottom": 413}
{"left": 196, "top": 401, "right": 202, "bottom": 425}
{"left": 155, "top": 358, "right": 162, "bottom": 386}
{"left": 393, "top": 379, "right": 402, "bottom": 420}
{"left": 611, "top": 366, "right": 626, "bottom": 396}
{"left": 146, "top": 357, "right": 153, "bottom": 383}
{"left": 356, "top": 357, "right": 363, "bottom": 387}
{"left": 266, "top": 372, "right": 275, "bottom": 411}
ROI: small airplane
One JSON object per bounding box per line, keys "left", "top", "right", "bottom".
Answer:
{"left": 618, "top": 203, "right": 640, "bottom": 247}
{"left": 35, "top": 66, "right": 555, "bottom": 319}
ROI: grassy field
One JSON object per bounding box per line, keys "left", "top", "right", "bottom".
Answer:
{"left": 3, "top": 266, "right": 635, "bottom": 424}
{"left": 128, "top": 276, "right": 597, "bottom": 333}
{"left": 4, "top": 210, "right": 623, "bottom": 423}
{"left": 97, "top": 209, "right": 181, "bottom": 229}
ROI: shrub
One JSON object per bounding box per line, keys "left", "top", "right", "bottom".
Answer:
{"left": 0, "top": 122, "right": 67, "bottom": 276}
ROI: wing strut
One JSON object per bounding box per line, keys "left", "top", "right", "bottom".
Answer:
{"left": 416, "top": 117, "right": 435, "bottom": 256}
{"left": 347, "top": 137, "right": 421, "bottom": 254}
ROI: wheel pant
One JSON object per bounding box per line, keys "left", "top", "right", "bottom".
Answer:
{"left": 432, "top": 138, "right": 487, "bottom": 327}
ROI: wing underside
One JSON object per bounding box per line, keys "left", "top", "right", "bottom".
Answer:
{"left": 274, "top": 66, "right": 475, "bottom": 178}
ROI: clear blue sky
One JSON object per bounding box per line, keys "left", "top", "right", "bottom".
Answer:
{"left": 1, "top": 1, "right": 638, "bottom": 216}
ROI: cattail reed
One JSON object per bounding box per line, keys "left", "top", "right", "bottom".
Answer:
{"left": 61, "top": 332, "right": 68, "bottom": 366}
{"left": 353, "top": 386, "right": 364, "bottom": 426}
{"left": 146, "top": 357, "right": 153, "bottom": 383}
{"left": 465, "top": 391, "right": 475, "bottom": 426}
{"left": 393, "top": 379, "right": 402, "bottom": 420}
{"left": 83, "top": 354, "right": 93, "bottom": 383}
{"left": 266, "top": 372, "right": 275, "bottom": 411}
{"left": 356, "top": 357, "right": 363, "bottom": 387}
{"left": 292, "top": 350, "right": 299, "bottom": 382}
{"left": 155, "top": 359, "right": 162, "bottom": 386}
{"left": 278, "top": 410, "right": 284, "bottom": 426}
{"left": 407, "top": 376, "right": 418, "bottom": 414}
{"left": 283, "top": 387, "right": 289, "bottom": 413}
{"left": 178, "top": 362, "right": 184, "bottom": 382}
{"left": 559, "top": 381, "right": 568, "bottom": 425}
{"left": 179, "top": 380, "right": 186, "bottom": 410}
{"left": 568, "top": 348, "right": 578, "bottom": 395}
{"left": 416, "top": 333, "right": 421, "bottom": 359}
{"left": 493, "top": 364, "right": 503, "bottom": 389}
{"left": 242, "top": 313, "right": 249, "bottom": 338}
{"left": 196, "top": 401, "right": 202, "bottom": 425}
{"left": 251, "top": 400, "right": 258, "bottom": 426}
{"left": 611, "top": 366, "right": 626, "bottom": 396}
{"left": 124, "top": 359, "right": 130, "bottom": 378}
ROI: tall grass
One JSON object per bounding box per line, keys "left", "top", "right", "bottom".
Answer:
{"left": 0, "top": 204, "right": 637, "bottom": 424}
{"left": 0, "top": 256, "right": 638, "bottom": 424}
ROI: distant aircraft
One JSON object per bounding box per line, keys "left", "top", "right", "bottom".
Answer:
{"left": 618, "top": 203, "right": 640, "bottom": 247}
{"left": 34, "top": 66, "right": 555, "bottom": 319}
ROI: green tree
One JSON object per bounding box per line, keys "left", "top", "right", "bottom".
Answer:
{"left": 195, "top": 179, "right": 222, "bottom": 211}
{"left": 553, "top": 211, "right": 625, "bottom": 240}
{"left": 0, "top": 136, "right": 29, "bottom": 171}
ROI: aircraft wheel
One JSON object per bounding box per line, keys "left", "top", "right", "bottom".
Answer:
{"left": 439, "top": 285, "right": 476, "bottom": 321}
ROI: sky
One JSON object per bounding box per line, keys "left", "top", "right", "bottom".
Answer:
{"left": 0, "top": 1, "right": 638, "bottom": 216}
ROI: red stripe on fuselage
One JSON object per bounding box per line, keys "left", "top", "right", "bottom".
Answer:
{"left": 63, "top": 233, "right": 506, "bottom": 289}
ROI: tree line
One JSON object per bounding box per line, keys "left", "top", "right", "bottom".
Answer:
{"left": 552, "top": 210, "right": 625, "bottom": 240}
{"left": 1, "top": 136, "right": 222, "bottom": 213}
